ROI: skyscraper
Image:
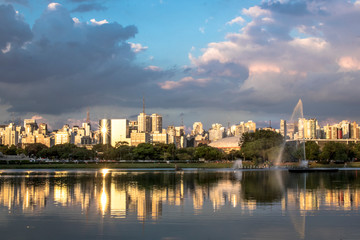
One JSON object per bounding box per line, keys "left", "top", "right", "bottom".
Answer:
{"left": 110, "top": 119, "right": 130, "bottom": 147}
{"left": 99, "top": 119, "right": 111, "bottom": 145}
{"left": 151, "top": 113, "right": 162, "bottom": 133}
{"left": 280, "top": 119, "right": 287, "bottom": 138}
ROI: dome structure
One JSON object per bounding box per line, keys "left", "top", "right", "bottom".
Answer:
{"left": 209, "top": 136, "right": 241, "bottom": 153}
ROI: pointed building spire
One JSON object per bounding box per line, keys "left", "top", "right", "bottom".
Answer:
{"left": 143, "top": 96, "right": 145, "bottom": 114}
{"left": 86, "top": 108, "right": 90, "bottom": 123}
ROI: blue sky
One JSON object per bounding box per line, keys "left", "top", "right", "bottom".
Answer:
{"left": 12, "top": 0, "right": 259, "bottom": 68}
{"left": 1, "top": 0, "right": 360, "bottom": 130}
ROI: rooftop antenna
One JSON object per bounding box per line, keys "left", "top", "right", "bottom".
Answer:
{"left": 86, "top": 108, "right": 90, "bottom": 123}
{"left": 142, "top": 96, "right": 145, "bottom": 114}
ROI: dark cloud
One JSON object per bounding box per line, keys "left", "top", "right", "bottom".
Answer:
{"left": 4, "top": 0, "right": 28, "bottom": 6}
{"left": 0, "top": 4, "right": 32, "bottom": 49}
{"left": 71, "top": 3, "right": 107, "bottom": 12}
{"left": 0, "top": 3, "right": 169, "bottom": 115}
{"left": 262, "top": 1, "right": 309, "bottom": 16}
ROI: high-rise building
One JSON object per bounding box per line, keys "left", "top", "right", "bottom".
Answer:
{"left": 280, "top": 120, "right": 287, "bottom": 138}
{"left": 99, "top": 119, "right": 111, "bottom": 145}
{"left": 151, "top": 114, "right": 162, "bottom": 133}
{"left": 138, "top": 113, "right": 151, "bottom": 133}
{"left": 303, "top": 118, "right": 317, "bottom": 139}
{"left": 351, "top": 121, "right": 359, "bottom": 139}
{"left": 38, "top": 123, "right": 48, "bottom": 135}
{"left": 54, "top": 125, "right": 71, "bottom": 145}
{"left": 192, "top": 122, "right": 204, "bottom": 136}
{"left": 245, "top": 120, "right": 256, "bottom": 133}
{"left": 208, "top": 123, "right": 225, "bottom": 141}
{"left": 339, "top": 120, "right": 351, "bottom": 139}
{"left": 110, "top": 119, "right": 130, "bottom": 147}
{"left": 4, "top": 123, "right": 18, "bottom": 146}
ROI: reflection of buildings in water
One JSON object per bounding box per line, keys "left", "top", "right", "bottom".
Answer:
{"left": 0, "top": 179, "right": 49, "bottom": 212}
{"left": 1, "top": 172, "right": 360, "bottom": 222}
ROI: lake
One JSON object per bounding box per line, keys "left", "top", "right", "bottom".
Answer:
{"left": 0, "top": 168, "right": 359, "bottom": 240}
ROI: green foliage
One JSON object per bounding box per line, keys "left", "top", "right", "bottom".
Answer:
{"left": 25, "top": 143, "right": 48, "bottom": 157}
{"left": 320, "top": 142, "right": 354, "bottom": 162}
{"left": 38, "top": 143, "right": 94, "bottom": 160}
{"left": 132, "top": 143, "right": 158, "bottom": 160}
{"left": 194, "top": 145, "right": 223, "bottom": 161}
{"left": 305, "top": 141, "right": 321, "bottom": 160}
{"left": 240, "top": 130, "right": 284, "bottom": 163}
{"left": 5, "top": 145, "right": 18, "bottom": 155}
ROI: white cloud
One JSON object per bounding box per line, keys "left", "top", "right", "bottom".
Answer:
{"left": 226, "top": 16, "right": 245, "bottom": 25}
{"left": 289, "top": 37, "right": 328, "bottom": 51}
{"left": 338, "top": 56, "right": 360, "bottom": 71}
{"left": 129, "top": 42, "right": 148, "bottom": 53}
{"left": 242, "top": 6, "right": 270, "bottom": 18}
{"left": 48, "top": 3, "right": 61, "bottom": 11}
{"left": 145, "top": 65, "right": 162, "bottom": 71}
{"left": 72, "top": 17, "right": 80, "bottom": 25}
{"left": 90, "top": 18, "right": 108, "bottom": 25}
{"left": 199, "top": 27, "right": 205, "bottom": 34}
{"left": 1, "top": 42, "right": 11, "bottom": 54}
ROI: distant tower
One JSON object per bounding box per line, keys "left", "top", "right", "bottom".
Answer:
{"left": 86, "top": 108, "right": 90, "bottom": 123}
{"left": 138, "top": 96, "right": 151, "bottom": 133}
{"left": 143, "top": 96, "right": 145, "bottom": 114}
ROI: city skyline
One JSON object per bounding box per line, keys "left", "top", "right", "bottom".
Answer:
{"left": 1, "top": 0, "right": 360, "bottom": 129}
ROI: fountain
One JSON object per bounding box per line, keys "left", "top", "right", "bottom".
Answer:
{"left": 286, "top": 100, "right": 338, "bottom": 173}
{"left": 275, "top": 99, "right": 307, "bottom": 167}
{"left": 232, "top": 159, "right": 243, "bottom": 169}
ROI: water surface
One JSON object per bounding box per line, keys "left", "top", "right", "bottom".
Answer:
{"left": 0, "top": 169, "right": 359, "bottom": 240}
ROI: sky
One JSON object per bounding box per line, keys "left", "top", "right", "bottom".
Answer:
{"left": 1, "top": 0, "right": 360, "bottom": 130}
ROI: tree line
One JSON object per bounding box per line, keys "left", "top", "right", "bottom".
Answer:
{"left": 0, "top": 142, "right": 241, "bottom": 161}
{"left": 1, "top": 130, "right": 359, "bottom": 162}
{"left": 240, "top": 130, "right": 360, "bottom": 163}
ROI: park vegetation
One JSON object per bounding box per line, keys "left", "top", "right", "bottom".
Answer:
{"left": 0, "top": 142, "right": 241, "bottom": 161}
{"left": 1, "top": 130, "right": 360, "bottom": 164}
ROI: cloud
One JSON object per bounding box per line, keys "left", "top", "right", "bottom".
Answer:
{"left": 338, "top": 56, "right": 360, "bottom": 71}
{"left": 158, "top": 0, "right": 360, "bottom": 121}
{"left": 72, "top": 3, "right": 107, "bottom": 12}
{"left": 4, "top": 0, "right": 28, "bottom": 5}
{"left": 89, "top": 18, "right": 108, "bottom": 25}
{"left": 0, "top": 4, "right": 32, "bottom": 50}
{"left": 226, "top": 16, "right": 245, "bottom": 25}
{"left": 242, "top": 6, "right": 270, "bottom": 18}
{"left": 159, "top": 76, "right": 211, "bottom": 90}
{"left": 145, "top": 65, "right": 162, "bottom": 71}
{"left": 0, "top": 3, "right": 169, "bottom": 116}
{"left": 129, "top": 42, "right": 148, "bottom": 53}
{"left": 48, "top": 2, "right": 61, "bottom": 11}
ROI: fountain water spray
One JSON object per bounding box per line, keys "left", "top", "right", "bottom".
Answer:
{"left": 275, "top": 99, "right": 307, "bottom": 167}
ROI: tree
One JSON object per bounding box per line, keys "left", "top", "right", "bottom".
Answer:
{"left": 320, "top": 142, "right": 352, "bottom": 162}
{"left": 305, "top": 141, "right": 320, "bottom": 160}
{"left": 240, "top": 130, "right": 284, "bottom": 163}
{"left": 194, "top": 145, "right": 223, "bottom": 161}
{"left": 132, "top": 143, "right": 157, "bottom": 160}
{"left": 25, "top": 143, "right": 48, "bottom": 157}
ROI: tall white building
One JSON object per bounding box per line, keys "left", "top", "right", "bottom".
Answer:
{"left": 99, "top": 119, "right": 111, "bottom": 145}
{"left": 110, "top": 119, "right": 130, "bottom": 147}
{"left": 151, "top": 114, "right": 162, "bottom": 133}
{"left": 192, "top": 122, "right": 204, "bottom": 136}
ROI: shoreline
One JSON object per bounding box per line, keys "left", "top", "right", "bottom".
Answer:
{"left": 0, "top": 161, "right": 359, "bottom": 169}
